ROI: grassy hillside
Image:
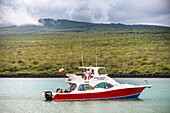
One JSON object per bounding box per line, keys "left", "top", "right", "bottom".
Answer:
{"left": 0, "top": 30, "right": 170, "bottom": 75}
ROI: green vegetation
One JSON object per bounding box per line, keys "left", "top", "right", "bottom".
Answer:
{"left": 0, "top": 30, "right": 170, "bottom": 75}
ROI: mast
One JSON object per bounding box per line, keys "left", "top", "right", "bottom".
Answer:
{"left": 79, "top": 36, "right": 85, "bottom": 70}
{"left": 95, "top": 46, "right": 98, "bottom": 67}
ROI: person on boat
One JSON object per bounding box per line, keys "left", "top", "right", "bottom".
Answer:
{"left": 56, "top": 88, "right": 61, "bottom": 92}
{"left": 64, "top": 89, "right": 70, "bottom": 93}
{"left": 86, "top": 68, "right": 91, "bottom": 74}
{"left": 83, "top": 73, "right": 87, "bottom": 80}
{"left": 83, "top": 68, "right": 90, "bottom": 80}
{"left": 86, "top": 68, "right": 94, "bottom": 80}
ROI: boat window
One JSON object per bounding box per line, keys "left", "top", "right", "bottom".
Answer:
{"left": 78, "top": 84, "right": 94, "bottom": 91}
{"left": 69, "top": 84, "right": 77, "bottom": 92}
{"left": 78, "top": 84, "right": 85, "bottom": 91}
{"left": 95, "top": 83, "right": 105, "bottom": 88}
{"left": 105, "top": 83, "right": 113, "bottom": 89}
{"left": 85, "top": 84, "right": 94, "bottom": 90}
{"left": 95, "top": 82, "right": 113, "bottom": 89}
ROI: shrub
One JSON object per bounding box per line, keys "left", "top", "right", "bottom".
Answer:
{"left": 32, "top": 60, "right": 39, "bottom": 65}
{"left": 129, "top": 70, "right": 142, "bottom": 74}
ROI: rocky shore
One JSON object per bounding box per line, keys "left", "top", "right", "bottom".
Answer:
{"left": 0, "top": 73, "right": 169, "bottom": 78}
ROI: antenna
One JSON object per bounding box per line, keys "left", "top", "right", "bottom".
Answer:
{"left": 79, "top": 37, "right": 85, "bottom": 69}
{"left": 95, "top": 46, "right": 98, "bottom": 67}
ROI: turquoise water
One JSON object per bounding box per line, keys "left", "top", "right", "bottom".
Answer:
{"left": 0, "top": 78, "right": 170, "bottom": 113}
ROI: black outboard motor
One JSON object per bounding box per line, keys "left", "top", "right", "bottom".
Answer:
{"left": 45, "top": 91, "right": 52, "bottom": 101}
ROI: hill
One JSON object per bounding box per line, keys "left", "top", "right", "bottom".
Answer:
{"left": 39, "top": 18, "right": 170, "bottom": 30}
{"left": 0, "top": 18, "right": 169, "bottom": 34}
{"left": 0, "top": 18, "right": 170, "bottom": 75}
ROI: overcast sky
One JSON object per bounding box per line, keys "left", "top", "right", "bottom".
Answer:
{"left": 0, "top": 0, "right": 170, "bottom": 26}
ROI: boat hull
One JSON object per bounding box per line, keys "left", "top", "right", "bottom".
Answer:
{"left": 52, "top": 87, "right": 145, "bottom": 101}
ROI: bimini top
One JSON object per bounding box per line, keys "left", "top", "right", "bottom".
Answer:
{"left": 78, "top": 66, "right": 105, "bottom": 77}
{"left": 66, "top": 66, "right": 120, "bottom": 86}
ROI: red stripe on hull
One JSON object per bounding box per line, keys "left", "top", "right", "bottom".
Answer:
{"left": 52, "top": 87, "right": 145, "bottom": 101}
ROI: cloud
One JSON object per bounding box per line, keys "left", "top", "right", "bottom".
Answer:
{"left": 107, "top": 0, "right": 170, "bottom": 25}
{"left": 0, "top": 0, "right": 170, "bottom": 26}
{"left": 0, "top": 0, "right": 40, "bottom": 26}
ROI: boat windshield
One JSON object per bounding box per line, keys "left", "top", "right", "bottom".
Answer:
{"left": 69, "top": 83, "right": 77, "bottom": 92}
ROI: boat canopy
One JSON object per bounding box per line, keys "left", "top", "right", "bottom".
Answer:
{"left": 78, "top": 67, "right": 105, "bottom": 76}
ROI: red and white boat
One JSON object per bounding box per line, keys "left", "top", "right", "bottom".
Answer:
{"left": 42, "top": 66, "right": 151, "bottom": 101}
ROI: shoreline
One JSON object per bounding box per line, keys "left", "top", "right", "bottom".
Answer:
{"left": 0, "top": 74, "right": 170, "bottom": 78}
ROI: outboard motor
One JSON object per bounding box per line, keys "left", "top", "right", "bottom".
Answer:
{"left": 45, "top": 91, "right": 52, "bottom": 101}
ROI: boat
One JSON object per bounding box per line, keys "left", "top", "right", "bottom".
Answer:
{"left": 42, "top": 66, "right": 151, "bottom": 101}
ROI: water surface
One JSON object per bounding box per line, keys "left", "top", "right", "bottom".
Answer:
{"left": 0, "top": 78, "right": 170, "bottom": 113}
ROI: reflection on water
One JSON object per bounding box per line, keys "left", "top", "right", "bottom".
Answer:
{"left": 0, "top": 78, "right": 170, "bottom": 113}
